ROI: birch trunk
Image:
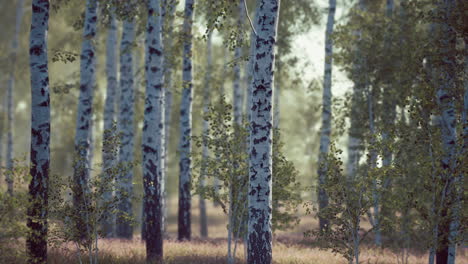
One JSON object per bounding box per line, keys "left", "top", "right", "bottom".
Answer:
{"left": 72, "top": 0, "right": 98, "bottom": 241}
{"left": 231, "top": 0, "right": 246, "bottom": 241}
{"left": 368, "top": 86, "right": 380, "bottom": 246}
{"left": 178, "top": 0, "right": 195, "bottom": 241}
{"left": 27, "top": 0, "right": 50, "bottom": 262}
{"left": 101, "top": 12, "right": 118, "bottom": 238}
{"left": 199, "top": 30, "right": 212, "bottom": 239}
{"left": 435, "top": 1, "right": 458, "bottom": 262}
{"left": 162, "top": 0, "right": 177, "bottom": 232}
{"left": 143, "top": 0, "right": 165, "bottom": 259}
{"left": 446, "top": 34, "right": 467, "bottom": 264}
{"left": 116, "top": 17, "right": 136, "bottom": 239}
{"left": 371, "top": 0, "right": 395, "bottom": 247}
{"left": 346, "top": 0, "right": 366, "bottom": 180}
{"left": 6, "top": 0, "right": 25, "bottom": 195}
{"left": 247, "top": 1, "right": 280, "bottom": 263}
{"left": 317, "top": 0, "right": 336, "bottom": 231}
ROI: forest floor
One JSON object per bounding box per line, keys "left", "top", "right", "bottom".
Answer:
{"left": 45, "top": 198, "right": 468, "bottom": 264}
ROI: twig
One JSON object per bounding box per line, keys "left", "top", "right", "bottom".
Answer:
{"left": 243, "top": 0, "right": 257, "bottom": 37}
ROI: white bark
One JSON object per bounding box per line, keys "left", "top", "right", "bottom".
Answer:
{"left": 72, "top": 0, "right": 98, "bottom": 240}
{"left": 247, "top": 1, "right": 280, "bottom": 263}
{"left": 178, "top": 0, "right": 194, "bottom": 241}
{"left": 317, "top": 0, "right": 336, "bottom": 231}
{"left": 117, "top": 17, "right": 136, "bottom": 239}
{"left": 143, "top": 0, "right": 165, "bottom": 259}
{"left": 101, "top": 12, "right": 118, "bottom": 238}
{"left": 27, "top": 0, "right": 50, "bottom": 262}
{"left": 6, "top": 0, "right": 25, "bottom": 195}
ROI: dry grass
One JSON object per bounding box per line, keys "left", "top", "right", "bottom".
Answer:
{"left": 6, "top": 197, "right": 468, "bottom": 263}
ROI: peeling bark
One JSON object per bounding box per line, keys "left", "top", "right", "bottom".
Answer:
{"left": 27, "top": 0, "right": 50, "bottom": 263}
{"left": 143, "top": 0, "right": 165, "bottom": 260}
{"left": 247, "top": 1, "right": 280, "bottom": 263}
{"left": 72, "top": 0, "right": 98, "bottom": 241}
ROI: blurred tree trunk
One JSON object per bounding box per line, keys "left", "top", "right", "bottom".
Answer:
{"left": 317, "top": 0, "right": 336, "bottom": 231}
{"left": 27, "top": 0, "right": 50, "bottom": 263}
{"left": 371, "top": 0, "right": 395, "bottom": 247}
{"left": 162, "top": 0, "right": 178, "bottom": 233}
{"left": 101, "top": 12, "right": 118, "bottom": 238}
{"left": 434, "top": 0, "right": 458, "bottom": 263}
{"left": 178, "top": 0, "right": 194, "bottom": 241}
{"left": 199, "top": 30, "right": 212, "bottom": 239}
{"left": 143, "top": 0, "right": 165, "bottom": 260}
{"left": 116, "top": 12, "right": 136, "bottom": 240}
{"left": 233, "top": 0, "right": 245, "bottom": 126}
{"left": 247, "top": 0, "right": 280, "bottom": 263}
{"left": 72, "top": 0, "right": 98, "bottom": 241}
{"left": 346, "top": 0, "right": 367, "bottom": 181}
{"left": 6, "top": 0, "right": 25, "bottom": 195}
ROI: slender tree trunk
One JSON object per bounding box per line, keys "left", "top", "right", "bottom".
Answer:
{"left": 232, "top": 0, "right": 246, "bottom": 241}
{"left": 317, "top": 0, "right": 336, "bottom": 231}
{"left": 162, "top": 0, "right": 177, "bottom": 234}
{"left": 435, "top": 1, "right": 457, "bottom": 263}
{"left": 446, "top": 33, "right": 467, "bottom": 264}
{"left": 247, "top": 1, "right": 280, "bottom": 263}
{"left": 143, "top": 0, "right": 165, "bottom": 260}
{"left": 346, "top": 0, "right": 366, "bottom": 180}
{"left": 233, "top": 0, "right": 245, "bottom": 126}
{"left": 199, "top": 30, "right": 212, "bottom": 239}
{"left": 116, "top": 16, "right": 136, "bottom": 239}
{"left": 27, "top": 1, "right": 50, "bottom": 263}
{"left": 101, "top": 12, "right": 118, "bottom": 238}
{"left": 370, "top": 0, "right": 395, "bottom": 247}
{"left": 6, "top": 0, "right": 25, "bottom": 195}
{"left": 178, "top": 0, "right": 195, "bottom": 241}
{"left": 72, "top": 0, "right": 98, "bottom": 241}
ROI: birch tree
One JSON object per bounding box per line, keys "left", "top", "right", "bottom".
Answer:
{"left": 199, "top": 30, "right": 212, "bottom": 239}
{"left": 101, "top": 11, "right": 118, "bottom": 238}
{"left": 346, "top": 1, "right": 367, "bottom": 180}
{"left": 233, "top": 0, "right": 245, "bottom": 126}
{"left": 116, "top": 10, "right": 136, "bottom": 239}
{"left": 247, "top": 0, "right": 280, "bottom": 263}
{"left": 371, "top": 0, "right": 394, "bottom": 247}
{"left": 6, "top": 0, "right": 25, "bottom": 195}
{"left": 72, "top": 0, "right": 98, "bottom": 241}
{"left": 178, "top": 0, "right": 195, "bottom": 241}
{"left": 162, "top": 0, "right": 178, "bottom": 227}
{"left": 27, "top": 0, "right": 50, "bottom": 262}
{"left": 317, "top": 0, "right": 336, "bottom": 231}
{"left": 143, "top": 0, "right": 165, "bottom": 259}
{"left": 434, "top": 0, "right": 458, "bottom": 262}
